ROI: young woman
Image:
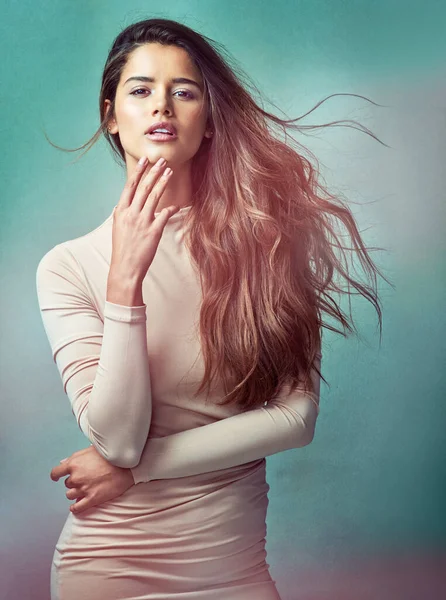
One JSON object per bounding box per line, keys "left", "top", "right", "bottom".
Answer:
{"left": 37, "top": 18, "right": 388, "bottom": 600}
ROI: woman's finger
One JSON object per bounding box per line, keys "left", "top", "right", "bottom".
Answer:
{"left": 139, "top": 206, "right": 180, "bottom": 252}
{"left": 139, "top": 167, "right": 173, "bottom": 220}
{"left": 131, "top": 159, "right": 169, "bottom": 214}
{"left": 64, "top": 475, "right": 76, "bottom": 489}
{"left": 50, "top": 461, "right": 70, "bottom": 481}
{"left": 70, "top": 496, "right": 91, "bottom": 514}
{"left": 150, "top": 206, "right": 180, "bottom": 233}
{"left": 117, "top": 156, "right": 149, "bottom": 210}
{"left": 66, "top": 487, "right": 83, "bottom": 500}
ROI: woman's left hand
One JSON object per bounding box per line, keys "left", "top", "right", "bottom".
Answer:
{"left": 50, "top": 445, "right": 135, "bottom": 514}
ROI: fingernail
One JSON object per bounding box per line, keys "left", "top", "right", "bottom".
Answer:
{"left": 155, "top": 157, "right": 167, "bottom": 168}
{"left": 138, "top": 156, "right": 147, "bottom": 166}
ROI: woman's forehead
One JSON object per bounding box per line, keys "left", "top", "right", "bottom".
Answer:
{"left": 121, "top": 43, "right": 202, "bottom": 83}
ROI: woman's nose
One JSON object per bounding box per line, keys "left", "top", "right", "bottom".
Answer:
{"left": 153, "top": 107, "right": 171, "bottom": 117}
{"left": 151, "top": 92, "right": 172, "bottom": 115}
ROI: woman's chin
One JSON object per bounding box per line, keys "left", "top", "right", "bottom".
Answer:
{"left": 145, "top": 149, "right": 176, "bottom": 164}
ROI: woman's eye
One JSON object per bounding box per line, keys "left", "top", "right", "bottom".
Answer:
{"left": 130, "top": 88, "right": 149, "bottom": 96}
{"left": 174, "top": 90, "right": 195, "bottom": 99}
{"left": 130, "top": 88, "right": 195, "bottom": 99}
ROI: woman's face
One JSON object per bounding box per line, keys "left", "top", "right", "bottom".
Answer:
{"left": 105, "top": 43, "right": 211, "bottom": 171}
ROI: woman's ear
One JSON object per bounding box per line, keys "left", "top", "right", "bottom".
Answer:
{"left": 104, "top": 99, "right": 118, "bottom": 134}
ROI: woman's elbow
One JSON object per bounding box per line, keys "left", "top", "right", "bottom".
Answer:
{"left": 295, "top": 425, "right": 315, "bottom": 448}
{"left": 101, "top": 445, "right": 142, "bottom": 468}
{"left": 296, "top": 410, "right": 318, "bottom": 448}
{"left": 303, "top": 424, "right": 316, "bottom": 446}
{"left": 84, "top": 413, "right": 146, "bottom": 468}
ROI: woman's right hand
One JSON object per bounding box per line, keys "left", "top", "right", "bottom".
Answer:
{"left": 109, "top": 156, "right": 180, "bottom": 284}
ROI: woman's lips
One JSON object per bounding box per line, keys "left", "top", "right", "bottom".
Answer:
{"left": 145, "top": 132, "right": 178, "bottom": 142}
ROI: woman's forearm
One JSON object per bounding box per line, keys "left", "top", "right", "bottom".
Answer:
{"left": 36, "top": 243, "right": 152, "bottom": 468}
{"left": 79, "top": 298, "right": 152, "bottom": 467}
{"left": 131, "top": 355, "right": 321, "bottom": 484}
{"left": 131, "top": 391, "right": 319, "bottom": 484}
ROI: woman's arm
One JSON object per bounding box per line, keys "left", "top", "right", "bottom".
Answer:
{"left": 36, "top": 243, "right": 152, "bottom": 468}
{"left": 130, "top": 353, "right": 322, "bottom": 484}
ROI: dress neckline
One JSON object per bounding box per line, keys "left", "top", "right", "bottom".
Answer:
{"left": 111, "top": 204, "right": 192, "bottom": 220}
{"left": 154, "top": 205, "right": 192, "bottom": 217}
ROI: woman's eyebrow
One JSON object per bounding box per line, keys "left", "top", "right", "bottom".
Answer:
{"left": 124, "top": 75, "right": 203, "bottom": 91}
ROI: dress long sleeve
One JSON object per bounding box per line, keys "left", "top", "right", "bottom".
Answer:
{"left": 130, "top": 352, "right": 322, "bottom": 484}
{"left": 36, "top": 243, "right": 152, "bottom": 468}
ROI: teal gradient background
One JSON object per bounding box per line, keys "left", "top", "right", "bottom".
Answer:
{"left": 1, "top": 1, "right": 445, "bottom": 598}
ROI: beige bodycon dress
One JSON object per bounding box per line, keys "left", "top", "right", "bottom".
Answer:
{"left": 36, "top": 204, "right": 322, "bottom": 600}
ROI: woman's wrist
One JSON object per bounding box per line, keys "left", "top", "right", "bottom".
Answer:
{"left": 107, "top": 268, "right": 144, "bottom": 306}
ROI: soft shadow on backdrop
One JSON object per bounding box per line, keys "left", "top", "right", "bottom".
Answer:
{"left": 1, "top": 1, "right": 445, "bottom": 599}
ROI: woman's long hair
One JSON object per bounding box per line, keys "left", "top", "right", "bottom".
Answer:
{"left": 45, "top": 18, "right": 392, "bottom": 411}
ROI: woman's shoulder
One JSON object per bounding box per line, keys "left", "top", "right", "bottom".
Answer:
{"left": 36, "top": 241, "right": 85, "bottom": 298}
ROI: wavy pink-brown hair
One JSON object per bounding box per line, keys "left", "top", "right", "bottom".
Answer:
{"left": 46, "top": 18, "right": 392, "bottom": 411}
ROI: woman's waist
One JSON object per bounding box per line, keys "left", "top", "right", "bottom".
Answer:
{"left": 132, "top": 457, "right": 267, "bottom": 504}
{"left": 61, "top": 458, "right": 270, "bottom": 556}
{"left": 80, "top": 457, "right": 269, "bottom": 522}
